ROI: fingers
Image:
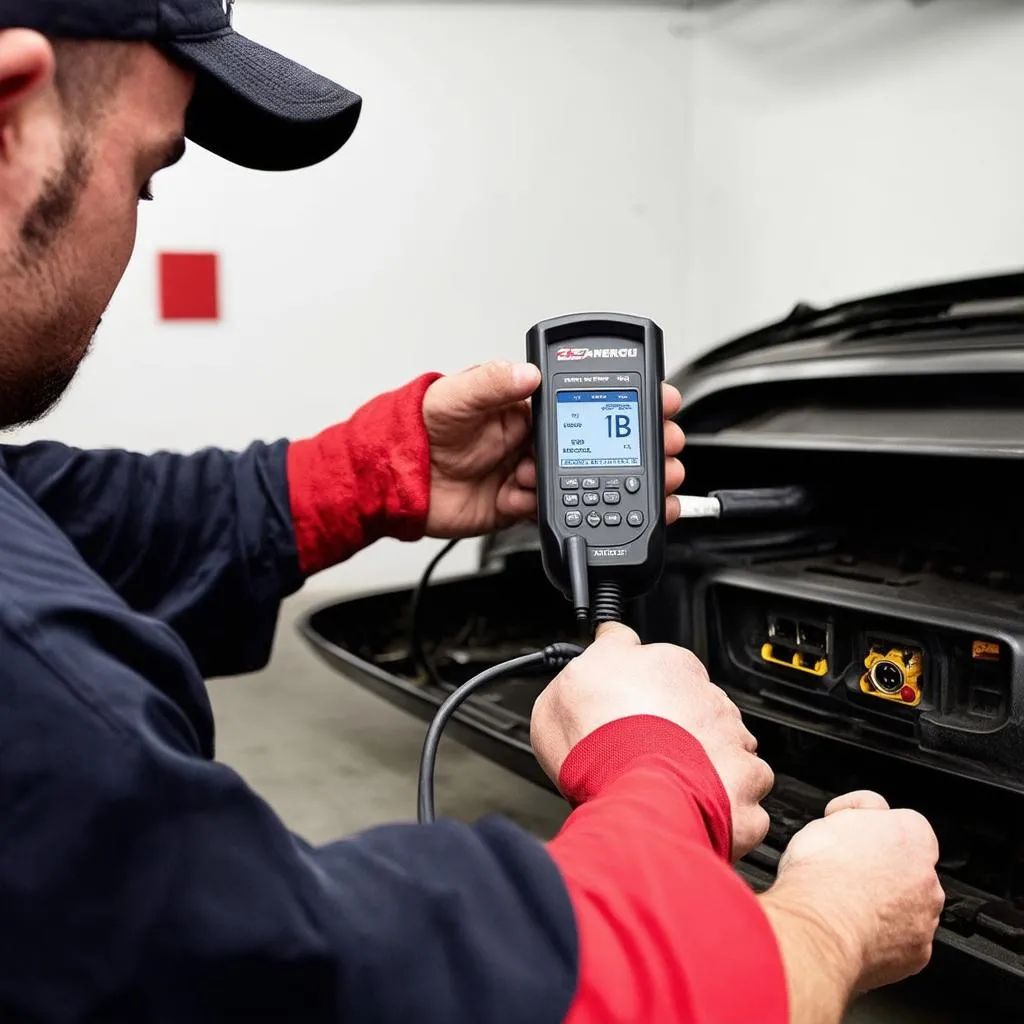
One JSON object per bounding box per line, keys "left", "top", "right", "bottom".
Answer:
{"left": 496, "top": 481, "right": 538, "bottom": 520}
{"left": 825, "top": 791, "right": 890, "bottom": 815}
{"left": 898, "top": 808, "right": 941, "bottom": 863}
{"left": 593, "top": 621, "right": 641, "bottom": 645}
{"left": 662, "top": 383, "right": 683, "bottom": 419}
{"left": 665, "top": 456, "right": 685, "bottom": 494}
{"left": 664, "top": 454, "right": 685, "bottom": 524}
{"left": 665, "top": 420, "right": 686, "bottom": 457}
{"left": 734, "top": 802, "right": 771, "bottom": 860}
{"left": 666, "top": 494, "right": 681, "bottom": 524}
{"left": 515, "top": 458, "right": 537, "bottom": 489}
{"left": 439, "top": 361, "right": 542, "bottom": 417}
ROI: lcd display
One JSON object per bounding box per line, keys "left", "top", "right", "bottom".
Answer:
{"left": 557, "top": 390, "right": 642, "bottom": 468}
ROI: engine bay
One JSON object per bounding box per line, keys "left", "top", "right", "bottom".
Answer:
{"left": 301, "top": 437, "right": 1024, "bottom": 981}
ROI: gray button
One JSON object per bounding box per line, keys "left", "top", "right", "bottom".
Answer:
{"left": 583, "top": 493, "right": 600, "bottom": 506}
{"left": 604, "top": 512, "right": 622, "bottom": 526}
{"left": 565, "top": 511, "right": 583, "bottom": 527}
{"left": 586, "top": 512, "right": 602, "bottom": 528}
{"left": 604, "top": 478, "right": 622, "bottom": 489}
{"left": 561, "top": 478, "right": 580, "bottom": 491}
{"left": 625, "top": 477, "right": 641, "bottom": 494}
{"left": 627, "top": 510, "right": 644, "bottom": 528}
{"left": 582, "top": 477, "right": 600, "bottom": 490}
{"left": 563, "top": 493, "right": 580, "bottom": 507}
{"left": 603, "top": 491, "right": 621, "bottom": 505}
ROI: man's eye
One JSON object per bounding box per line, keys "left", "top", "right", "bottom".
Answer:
{"left": 139, "top": 180, "right": 154, "bottom": 202}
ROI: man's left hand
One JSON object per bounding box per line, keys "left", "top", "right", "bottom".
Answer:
{"left": 422, "top": 361, "right": 686, "bottom": 539}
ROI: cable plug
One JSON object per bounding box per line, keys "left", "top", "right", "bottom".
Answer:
{"left": 543, "top": 642, "right": 585, "bottom": 668}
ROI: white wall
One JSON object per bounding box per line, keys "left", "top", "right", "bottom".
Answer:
{"left": 9, "top": 1, "right": 697, "bottom": 595}
{"left": 9, "top": 0, "right": 1024, "bottom": 597}
{"left": 684, "top": 0, "right": 1024, "bottom": 348}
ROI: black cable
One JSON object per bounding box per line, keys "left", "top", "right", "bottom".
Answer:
{"left": 408, "top": 538, "right": 461, "bottom": 687}
{"left": 417, "top": 642, "right": 585, "bottom": 824}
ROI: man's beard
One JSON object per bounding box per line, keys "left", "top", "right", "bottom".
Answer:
{"left": 0, "top": 137, "right": 99, "bottom": 430}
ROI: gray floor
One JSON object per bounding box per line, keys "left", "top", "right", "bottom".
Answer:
{"left": 209, "top": 593, "right": 1016, "bottom": 1023}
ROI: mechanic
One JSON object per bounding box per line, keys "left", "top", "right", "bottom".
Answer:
{"left": 0, "top": 1, "right": 944, "bottom": 1022}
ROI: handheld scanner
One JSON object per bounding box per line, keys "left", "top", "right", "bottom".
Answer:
{"left": 527, "top": 313, "right": 667, "bottom": 622}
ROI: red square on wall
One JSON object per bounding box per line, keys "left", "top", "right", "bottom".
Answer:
{"left": 159, "top": 252, "right": 220, "bottom": 321}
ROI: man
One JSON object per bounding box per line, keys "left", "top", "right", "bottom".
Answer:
{"left": 0, "top": 1, "right": 943, "bottom": 1022}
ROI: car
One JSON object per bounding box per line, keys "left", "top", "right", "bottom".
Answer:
{"left": 299, "top": 269, "right": 1024, "bottom": 986}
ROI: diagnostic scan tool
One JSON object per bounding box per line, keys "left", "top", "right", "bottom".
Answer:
{"left": 527, "top": 313, "right": 667, "bottom": 626}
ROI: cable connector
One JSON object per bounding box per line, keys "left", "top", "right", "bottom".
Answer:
{"left": 565, "top": 535, "right": 590, "bottom": 624}
{"left": 678, "top": 486, "right": 811, "bottom": 521}
{"left": 543, "top": 642, "right": 586, "bottom": 668}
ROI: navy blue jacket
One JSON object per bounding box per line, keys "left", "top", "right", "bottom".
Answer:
{"left": 0, "top": 442, "right": 576, "bottom": 1023}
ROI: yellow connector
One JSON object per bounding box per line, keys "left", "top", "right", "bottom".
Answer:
{"left": 860, "top": 647, "right": 923, "bottom": 707}
{"left": 760, "top": 642, "right": 828, "bottom": 677}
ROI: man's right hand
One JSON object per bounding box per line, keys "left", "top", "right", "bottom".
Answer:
{"left": 530, "top": 621, "right": 774, "bottom": 859}
{"left": 763, "top": 789, "right": 944, "bottom": 1006}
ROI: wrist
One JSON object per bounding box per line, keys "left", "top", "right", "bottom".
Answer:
{"left": 760, "top": 878, "right": 862, "bottom": 1016}
{"left": 556, "top": 715, "right": 733, "bottom": 860}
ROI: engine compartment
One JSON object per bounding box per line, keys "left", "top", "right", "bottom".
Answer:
{"left": 301, "top": 434, "right": 1024, "bottom": 981}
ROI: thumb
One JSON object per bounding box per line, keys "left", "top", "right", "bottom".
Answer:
{"left": 439, "top": 361, "right": 541, "bottom": 416}
{"left": 825, "top": 790, "right": 890, "bottom": 815}
{"left": 593, "top": 621, "right": 641, "bottom": 646}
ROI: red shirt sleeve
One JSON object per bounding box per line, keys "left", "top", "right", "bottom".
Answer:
{"left": 547, "top": 716, "right": 788, "bottom": 1024}
{"left": 286, "top": 373, "right": 442, "bottom": 575}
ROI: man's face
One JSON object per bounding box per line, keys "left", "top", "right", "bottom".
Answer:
{"left": 0, "top": 40, "right": 195, "bottom": 429}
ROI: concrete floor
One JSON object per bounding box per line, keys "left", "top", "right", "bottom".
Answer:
{"left": 208, "top": 593, "right": 1018, "bottom": 1023}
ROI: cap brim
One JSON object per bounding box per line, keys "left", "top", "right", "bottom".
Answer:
{"left": 166, "top": 32, "right": 362, "bottom": 172}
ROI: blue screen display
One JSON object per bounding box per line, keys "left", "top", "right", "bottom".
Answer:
{"left": 557, "top": 390, "right": 642, "bottom": 468}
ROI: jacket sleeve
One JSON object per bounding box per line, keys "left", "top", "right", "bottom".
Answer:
{"left": 0, "top": 374, "right": 440, "bottom": 677}
{"left": 0, "top": 602, "right": 577, "bottom": 1024}
{"left": 547, "top": 716, "right": 789, "bottom": 1024}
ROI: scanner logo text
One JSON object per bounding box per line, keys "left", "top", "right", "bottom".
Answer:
{"left": 556, "top": 347, "right": 638, "bottom": 361}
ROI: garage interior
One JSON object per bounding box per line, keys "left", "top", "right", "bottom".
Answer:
{"left": 10, "top": 0, "right": 1024, "bottom": 1020}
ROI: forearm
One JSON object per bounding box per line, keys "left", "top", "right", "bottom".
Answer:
{"left": 758, "top": 884, "right": 860, "bottom": 1024}
{"left": 547, "top": 717, "right": 788, "bottom": 1023}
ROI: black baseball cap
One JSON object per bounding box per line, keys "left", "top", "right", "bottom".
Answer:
{"left": 0, "top": 0, "right": 362, "bottom": 172}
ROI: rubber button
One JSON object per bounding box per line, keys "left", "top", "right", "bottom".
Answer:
{"left": 625, "top": 477, "right": 641, "bottom": 494}
{"left": 583, "top": 493, "right": 600, "bottom": 506}
{"left": 561, "top": 478, "right": 580, "bottom": 490}
{"left": 565, "top": 511, "right": 583, "bottom": 527}
{"left": 582, "top": 478, "right": 600, "bottom": 490}
{"left": 563, "top": 493, "right": 580, "bottom": 507}
{"left": 604, "top": 512, "right": 622, "bottom": 526}
{"left": 603, "top": 491, "right": 621, "bottom": 505}
{"left": 586, "top": 512, "right": 602, "bottom": 528}
{"left": 627, "top": 510, "right": 644, "bottom": 528}
{"left": 604, "top": 478, "right": 622, "bottom": 489}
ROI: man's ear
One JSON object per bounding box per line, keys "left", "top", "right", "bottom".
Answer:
{"left": 0, "top": 30, "right": 55, "bottom": 128}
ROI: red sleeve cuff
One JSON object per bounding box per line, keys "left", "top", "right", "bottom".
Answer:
{"left": 557, "top": 715, "right": 732, "bottom": 860}
{"left": 286, "top": 373, "right": 443, "bottom": 575}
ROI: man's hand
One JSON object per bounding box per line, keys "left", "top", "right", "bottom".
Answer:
{"left": 421, "top": 362, "right": 686, "bottom": 539}
{"left": 759, "top": 791, "right": 944, "bottom": 1022}
{"left": 530, "top": 621, "right": 774, "bottom": 860}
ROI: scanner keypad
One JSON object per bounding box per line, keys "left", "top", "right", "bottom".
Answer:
{"left": 558, "top": 476, "right": 644, "bottom": 531}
